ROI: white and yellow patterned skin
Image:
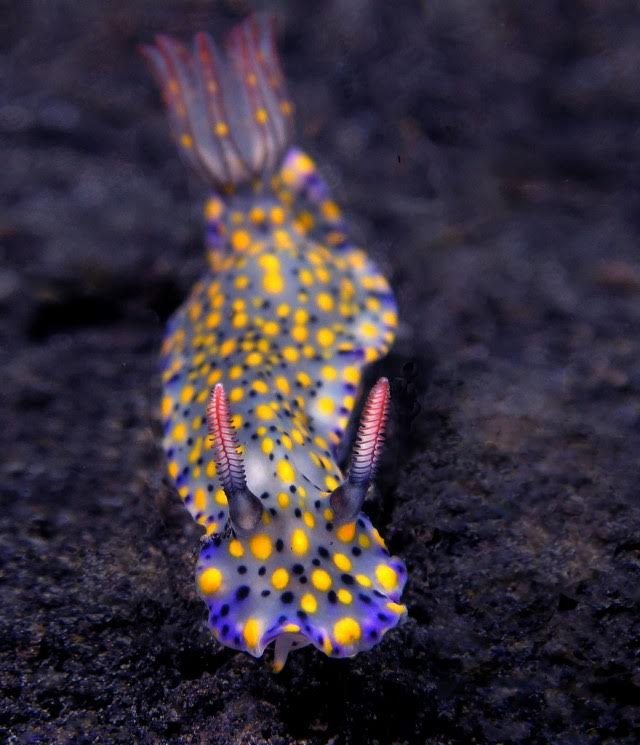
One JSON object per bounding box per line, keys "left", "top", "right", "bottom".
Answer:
{"left": 146, "top": 18, "right": 407, "bottom": 668}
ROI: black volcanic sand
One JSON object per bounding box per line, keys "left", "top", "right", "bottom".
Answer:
{"left": 2, "top": 1, "right": 640, "bottom": 743}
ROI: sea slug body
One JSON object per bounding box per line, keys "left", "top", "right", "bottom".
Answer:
{"left": 143, "top": 15, "right": 407, "bottom": 670}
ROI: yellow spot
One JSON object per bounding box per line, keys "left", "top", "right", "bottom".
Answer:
{"left": 387, "top": 602, "right": 407, "bottom": 615}
{"left": 270, "top": 206, "right": 285, "bottom": 224}
{"left": 234, "top": 275, "right": 250, "bottom": 290}
{"left": 231, "top": 413, "right": 243, "bottom": 429}
{"left": 204, "top": 198, "right": 223, "bottom": 220}
{"left": 215, "top": 121, "right": 229, "bottom": 137}
{"left": 317, "top": 328, "right": 335, "bottom": 347}
{"left": 275, "top": 376, "right": 290, "bottom": 395}
{"left": 173, "top": 423, "right": 187, "bottom": 442}
{"left": 303, "top": 512, "right": 315, "bottom": 529}
{"left": 230, "top": 387, "right": 244, "bottom": 403}
{"left": 333, "top": 617, "right": 361, "bottom": 646}
{"left": 194, "top": 488, "right": 207, "bottom": 511}
{"left": 291, "top": 429, "right": 305, "bottom": 445}
{"left": 277, "top": 460, "right": 295, "bottom": 484}
{"left": 180, "top": 133, "right": 193, "bottom": 148}
{"left": 161, "top": 396, "right": 172, "bottom": 419}
{"left": 375, "top": 564, "right": 398, "bottom": 591}
{"left": 291, "top": 528, "right": 309, "bottom": 556}
{"left": 316, "top": 292, "right": 334, "bottom": 312}
{"left": 336, "top": 522, "right": 356, "bottom": 543}
{"left": 356, "top": 574, "right": 372, "bottom": 588}
{"left": 263, "top": 273, "right": 284, "bottom": 294}
{"left": 322, "top": 636, "right": 333, "bottom": 655}
{"left": 256, "top": 404, "right": 274, "bottom": 421}
{"left": 360, "top": 321, "right": 379, "bottom": 338}
{"left": 252, "top": 379, "right": 269, "bottom": 394}
{"left": 321, "top": 200, "right": 341, "bottom": 221}
{"left": 250, "top": 533, "right": 272, "bottom": 560}
{"left": 337, "top": 589, "right": 352, "bottom": 604}
{"left": 277, "top": 491, "right": 290, "bottom": 509}
{"left": 358, "top": 533, "right": 371, "bottom": 549}
{"left": 294, "top": 152, "right": 315, "bottom": 173}
{"left": 325, "top": 475, "right": 340, "bottom": 491}
{"left": 180, "top": 385, "right": 195, "bottom": 405}
{"left": 323, "top": 508, "right": 334, "bottom": 521}
{"left": 255, "top": 107, "right": 268, "bottom": 124}
{"left": 232, "top": 312, "right": 248, "bottom": 328}
{"left": 243, "top": 618, "right": 261, "bottom": 649}
{"left": 229, "top": 539, "right": 244, "bottom": 558}
{"left": 283, "top": 346, "right": 299, "bottom": 363}
{"left": 231, "top": 229, "right": 251, "bottom": 251}
{"left": 271, "top": 567, "right": 289, "bottom": 590}
{"left": 371, "top": 527, "right": 386, "bottom": 548}
{"left": 282, "top": 623, "right": 300, "bottom": 633}
{"left": 263, "top": 321, "right": 279, "bottom": 336}
{"left": 291, "top": 325, "right": 308, "bottom": 343}
{"left": 299, "top": 269, "right": 314, "bottom": 286}
{"left": 321, "top": 365, "right": 337, "bottom": 381}
{"left": 198, "top": 567, "right": 222, "bottom": 595}
{"left": 301, "top": 593, "right": 317, "bottom": 613}
{"left": 317, "top": 397, "right": 335, "bottom": 416}
{"left": 246, "top": 352, "right": 263, "bottom": 366}
{"left": 333, "top": 553, "right": 352, "bottom": 572}
{"left": 250, "top": 207, "right": 265, "bottom": 223}
{"left": 297, "top": 371, "right": 312, "bottom": 387}
{"left": 311, "top": 569, "right": 332, "bottom": 591}
{"left": 276, "top": 303, "right": 290, "bottom": 318}
{"left": 214, "top": 488, "right": 227, "bottom": 505}
{"left": 262, "top": 437, "right": 274, "bottom": 455}
{"left": 220, "top": 339, "right": 236, "bottom": 357}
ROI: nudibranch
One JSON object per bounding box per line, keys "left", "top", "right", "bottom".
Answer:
{"left": 143, "top": 15, "right": 407, "bottom": 670}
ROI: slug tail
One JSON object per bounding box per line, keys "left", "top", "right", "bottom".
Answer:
{"left": 142, "top": 15, "right": 294, "bottom": 190}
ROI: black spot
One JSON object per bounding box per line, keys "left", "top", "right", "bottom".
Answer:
{"left": 341, "top": 573, "right": 355, "bottom": 585}
{"left": 352, "top": 547, "right": 362, "bottom": 556}
{"left": 294, "top": 508, "right": 302, "bottom": 518}
{"left": 297, "top": 610, "right": 308, "bottom": 620}
{"left": 237, "top": 565, "right": 247, "bottom": 575}
{"left": 369, "top": 630, "right": 378, "bottom": 640}
{"left": 220, "top": 604, "right": 229, "bottom": 617}
{"left": 373, "top": 590, "right": 385, "bottom": 598}
{"left": 311, "top": 558, "right": 321, "bottom": 567}
{"left": 281, "top": 591, "right": 295, "bottom": 604}
{"left": 359, "top": 593, "right": 372, "bottom": 604}
{"left": 290, "top": 485, "right": 297, "bottom": 493}
{"left": 292, "top": 563, "right": 304, "bottom": 575}
{"left": 318, "top": 546, "right": 329, "bottom": 558}
{"left": 328, "top": 591, "right": 337, "bottom": 604}
{"left": 275, "top": 539, "right": 284, "bottom": 552}
{"left": 378, "top": 613, "right": 390, "bottom": 622}
{"left": 236, "top": 585, "right": 250, "bottom": 601}
{"left": 325, "top": 522, "right": 333, "bottom": 532}
{"left": 260, "top": 491, "right": 269, "bottom": 500}
{"left": 221, "top": 624, "right": 229, "bottom": 636}
{"left": 261, "top": 589, "right": 271, "bottom": 597}
{"left": 300, "top": 576, "right": 308, "bottom": 584}
{"left": 258, "top": 566, "right": 267, "bottom": 576}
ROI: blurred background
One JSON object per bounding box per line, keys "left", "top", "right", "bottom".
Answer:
{"left": 2, "top": 1, "right": 640, "bottom": 743}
